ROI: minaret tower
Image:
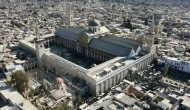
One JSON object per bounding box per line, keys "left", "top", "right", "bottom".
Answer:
{"left": 35, "top": 40, "right": 45, "bottom": 69}
{"left": 147, "top": 15, "right": 155, "bottom": 48}
{"left": 35, "top": 19, "right": 39, "bottom": 39}
{"left": 143, "top": 15, "right": 156, "bottom": 54}
{"left": 68, "top": 4, "right": 74, "bottom": 27}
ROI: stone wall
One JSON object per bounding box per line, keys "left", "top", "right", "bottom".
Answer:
{"left": 43, "top": 53, "right": 96, "bottom": 93}
{"left": 19, "top": 40, "right": 36, "bottom": 55}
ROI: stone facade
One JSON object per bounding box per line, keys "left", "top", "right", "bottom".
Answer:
{"left": 20, "top": 19, "right": 155, "bottom": 96}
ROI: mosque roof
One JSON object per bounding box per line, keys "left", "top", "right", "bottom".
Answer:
{"left": 89, "top": 38, "right": 133, "bottom": 56}
{"left": 55, "top": 27, "right": 85, "bottom": 41}
{"left": 88, "top": 19, "right": 101, "bottom": 27}
{"left": 100, "top": 35, "right": 142, "bottom": 52}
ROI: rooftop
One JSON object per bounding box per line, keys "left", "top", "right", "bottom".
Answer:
{"left": 51, "top": 90, "right": 66, "bottom": 101}
{"left": 0, "top": 82, "right": 38, "bottom": 110}
{"left": 63, "top": 74, "right": 87, "bottom": 89}
{"left": 114, "top": 93, "right": 137, "bottom": 106}
{"left": 181, "top": 100, "right": 190, "bottom": 108}
{"left": 28, "top": 78, "right": 41, "bottom": 90}
{"left": 88, "top": 53, "right": 147, "bottom": 80}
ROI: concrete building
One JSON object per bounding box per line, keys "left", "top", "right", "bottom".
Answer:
{"left": 19, "top": 19, "right": 155, "bottom": 96}
{"left": 0, "top": 80, "right": 38, "bottom": 110}
{"left": 3, "top": 63, "right": 25, "bottom": 81}
{"left": 162, "top": 56, "right": 190, "bottom": 74}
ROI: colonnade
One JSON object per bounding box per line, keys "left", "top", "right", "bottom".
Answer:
{"left": 43, "top": 37, "right": 56, "bottom": 48}
{"left": 55, "top": 38, "right": 115, "bottom": 62}
{"left": 88, "top": 49, "right": 115, "bottom": 62}
{"left": 23, "top": 62, "right": 37, "bottom": 71}
{"left": 56, "top": 39, "right": 76, "bottom": 51}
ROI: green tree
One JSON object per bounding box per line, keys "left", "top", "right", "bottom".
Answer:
{"left": 11, "top": 71, "right": 29, "bottom": 94}
{"left": 45, "top": 106, "right": 53, "bottom": 110}
{"left": 125, "top": 75, "right": 132, "bottom": 81}
{"left": 163, "top": 65, "right": 168, "bottom": 77}
{"left": 75, "top": 94, "right": 83, "bottom": 107}
{"left": 54, "top": 103, "right": 71, "bottom": 110}
{"left": 144, "top": 18, "right": 148, "bottom": 26}
{"left": 28, "top": 89, "right": 35, "bottom": 98}
{"left": 124, "top": 19, "right": 133, "bottom": 31}
{"left": 16, "top": 51, "right": 21, "bottom": 59}
{"left": 112, "top": 5, "right": 116, "bottom": 10}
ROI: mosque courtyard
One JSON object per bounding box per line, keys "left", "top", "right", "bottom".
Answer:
{"left": 49, "top": 46, "right": 104, "bottom": 69}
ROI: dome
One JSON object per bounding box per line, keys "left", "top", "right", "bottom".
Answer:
{"left": 88, "top": 19, "right": 101, "bottom": 27}
{"left": 56, "top": 77, "right": 63, "bottom": 85}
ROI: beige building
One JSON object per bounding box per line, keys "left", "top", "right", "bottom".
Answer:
{"left": 19, "top": 19, "right": 155, "bottom": 96}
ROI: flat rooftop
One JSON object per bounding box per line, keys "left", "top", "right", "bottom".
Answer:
{"left": 95, "top": 60, "right": 134, "bottom": 79}
{"left": 0, "top": 81, "right": 38, "bottom": 110}
{"left": 24, "top": 34, "right": 54, "bottom": 42}
{"left": 114, "top": 93, "right": 137, "bottom": 106}
{"left": 88, "top": 53, "right": 148, "bottom": 80}
{"left": 51, "top": 90, "right": 66, "bottom": 101}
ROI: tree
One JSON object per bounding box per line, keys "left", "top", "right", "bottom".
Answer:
{"left": 28, "top": 89, "right": 35, "bottom": 98}
{"left": 127, "top": 19, "right": 133, "bottom": 30}
{"left": 54, "top": 103, "right": 71, "bottom": 110}
{"left": 112, "top": 5, "right": 116, "bottom": 10}
{"left": 144, "top": 18, "right": 148, "bottom": 26}
{"left": 45, "top": 106, "right": 53, "bottom": 110}
{"left": 163, "top": 65, "right": 168, "bottom": 77}
{"left": 123, "top": 19, "right": 133, "bottom": 31}
{"left": 11, "top": 71, "right": 29, "bottom": 94}
{"left": 125, "top": 75, "right": 132, "bottom": 81}
{"left": 16, "top": 51, "right": 21, "bottom": 59}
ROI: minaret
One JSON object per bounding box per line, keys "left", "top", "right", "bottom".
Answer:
{"left": 147, "top": 15, "right": 155, "bottom": 48}
{"left": 36, "top": 40, "right": 45, "bottom": 69}
{"left": 35, "top": 19, "right": 39, "bottom": 39}
{"left": 146, "top": 15, "right": 155, "bottom": 53}
{"left": 68, "top": 4, "right": 74, "bottom": 27}
{"left": 148, "top": 15, "right": 155, "bottom": 34}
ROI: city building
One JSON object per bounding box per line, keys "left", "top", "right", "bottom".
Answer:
{"left": 162, "top": 56, "right": 190, "bottom": 74}
{"left": 3, "top": 63, "right": 25, "bottom": 81}
{"left": 0, "top": 80, "right": 38, "bottom": 110}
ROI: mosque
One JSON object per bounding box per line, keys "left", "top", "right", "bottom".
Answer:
{"left": 19, "top": 18, "right": 155, "bottom": 96}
